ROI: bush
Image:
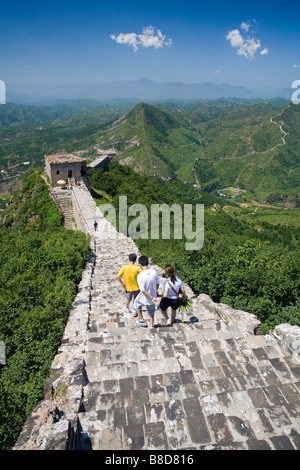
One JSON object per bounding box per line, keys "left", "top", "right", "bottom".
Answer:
{"left": 0, "top": 170, "right": 91, "bottom": 449}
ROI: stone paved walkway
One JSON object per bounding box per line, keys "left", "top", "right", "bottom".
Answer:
{"left": 71, "top": 186, "right": 300, "bottom": 451}
{"left": 14, "top": 184, "right": 300, "bottom": 451}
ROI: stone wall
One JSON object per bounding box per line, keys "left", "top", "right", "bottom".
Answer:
{"left": 71, "top": 186, "right": 91, "bottom": 238}
{"left": 13, "top": 185, "right": 300, "bottom": 450}
{"left": 271, "top": 324, "right": 300, "bottom": 361}
{"left": 13, "top": 185, "right": 126, "bottom": 450}
{"left": 196, "top": 294, "right": 261, "bottom": 336}
{"left": 13, "top": 255, "right": 95, "bottom": 449}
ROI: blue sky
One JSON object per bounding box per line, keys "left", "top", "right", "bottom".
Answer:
{"left": 1, "top": 0, "right": 300, "bottom": 91}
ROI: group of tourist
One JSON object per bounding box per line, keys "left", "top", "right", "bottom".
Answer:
{"left": 117, "top": 254, "right": 185, "bottom": 329}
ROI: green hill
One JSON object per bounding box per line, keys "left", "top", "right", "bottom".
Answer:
{"left": 95, "top": 102, "right": 205, "bottom": 179}
{"left": 95, "top": 101, "right": 300, "bottom": 206}
{"left": 0, "top": 101, "right": 136, "bottom": 173}
{"left": 193, "top": 103, "right": 300, "bottom": 205}
{"left": 1, "top": 99, "right": 299, "bottom": 207}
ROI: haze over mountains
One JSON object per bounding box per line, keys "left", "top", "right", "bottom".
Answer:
{"left": 7, "top": 78, "right": 293, "bottom": 104}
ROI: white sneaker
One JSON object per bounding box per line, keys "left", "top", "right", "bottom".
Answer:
{"left": 124, "top": 306, "right": 130, "bottom": 313}
{"left": 132, "top": 309, "right": 138, "bottom": 317}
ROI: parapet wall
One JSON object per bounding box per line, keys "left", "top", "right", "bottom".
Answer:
{"left": 196, "top": 294, "right": 261, "bottom": 336}
{"left": 14, "top": 253, "right": 95, "bottom": 450}
{"left": 71, "top": 186, "right": 92, "bottom": 239}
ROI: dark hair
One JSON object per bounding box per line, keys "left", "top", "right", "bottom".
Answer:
{"left": 164, "top": 264, "right": 176, "bottom": 283}
{"left": 129, "top": 253, "right": 137, "bottom": 262}
{"left": 138, "top": 255, "right": 149, "bottom": 266}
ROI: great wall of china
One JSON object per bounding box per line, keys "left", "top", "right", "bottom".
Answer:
{"left": 13, "top": 182, "right": 300, "bottom": 450}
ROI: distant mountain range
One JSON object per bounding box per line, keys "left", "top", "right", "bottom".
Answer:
{"left": 7, "top": 78, "right": 293, "bottom": 104}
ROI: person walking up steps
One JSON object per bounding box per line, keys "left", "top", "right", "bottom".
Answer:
{"left": 117, "top": 254, "right": 142, "bottom": 315}
{"left": 133, "top": 256, "right": 160, "bottom": 329}
{"left": 159, "top": 264, "right": 185, "bottom": 326}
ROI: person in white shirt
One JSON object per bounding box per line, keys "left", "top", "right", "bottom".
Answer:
{"left": 133, "top": 255, "right": 160, "bottom": 328}
{"left": 159, "top": 264, "right": 185, "bottom": 326}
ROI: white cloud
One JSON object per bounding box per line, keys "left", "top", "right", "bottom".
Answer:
{"left": 240, "top": 21, "right": 251, "bottom": 32}
{"left": 240, "top": 19, "right": 256, "bottom": 32}
{"left": 238, "top": 38, "right": 261, "bottom": 59}
{"left": 226, "top": 21, "right": 267, "bottom": 60}
{"left": 260, "top": 48, "right": 269, "bottom": 55}
{"left": 226, "top": 29, "right": 244, "bottom": 49}
{"left": 213, "top": 70, "right": 221, "bottom": 74}
{"left": 110, "top": 32, "right": 140, "bottom": 52}
{"left": 110, "top": 26, "right": 172, "bottom": 52}
{"left": 293, "top": 64, "right": 300, "bottom": 68}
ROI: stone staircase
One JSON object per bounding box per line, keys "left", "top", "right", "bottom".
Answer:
{"left": 51, "top": 188, "right": 75, "bottom": 230}
{"left": 76, "top": 240, "right": 300, "bottom": 450}
{"left": 13, "top": 184, "right": 300, "bottom": 451}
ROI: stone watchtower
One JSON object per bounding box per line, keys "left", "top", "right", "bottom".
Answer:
{"left": 45, "top": 153, "right": 87, "bottom": 187}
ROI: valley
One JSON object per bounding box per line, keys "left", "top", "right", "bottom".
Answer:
{"left": 93, "top": 100, "right": 300, "bottom": 210}
{"left": 0, "top": 98, "right": 299, "bottom": 218}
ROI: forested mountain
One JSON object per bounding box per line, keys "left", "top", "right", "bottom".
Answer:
{"left": 0, "top": 100, "right": 137, "bottom": 126}
{"left": 0, "top": 100, "right": 136, "bottom": 177}
{"left": 1, "top": 99, "right": 298, "bottom": 199}
{"left": 96, "top": 101, "right": 300, "bottom": 206}
{"left": 1, "top": 98, "right": 299, "bottom": 218}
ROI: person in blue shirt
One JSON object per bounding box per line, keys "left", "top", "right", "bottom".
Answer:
{"left": 159, "top": 264, "right": 185, "bottom": 326}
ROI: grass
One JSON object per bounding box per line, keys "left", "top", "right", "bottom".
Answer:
{"left": 225, "top": 204, "right": 300, "bottom": 228}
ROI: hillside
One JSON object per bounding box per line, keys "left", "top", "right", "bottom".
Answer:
{"left": 194, "top": 103, "right": 300, "bottom": 205}
{"left": 95, "top": 101, "right": 300, "bottom": 206}
{"left": 0, "top": 101, "right": 137, "bottom": 201}
{"left": 1, "top": 99, "right": 299, "bottom": 210}
{"left": 0, "top": 170, "right": 91, "bottom": 449}
{"left": 0, "top": 100, "right": 136, "bottom": 169}
{"left": 95, "top": 102, "right": 203, "bottom": 179}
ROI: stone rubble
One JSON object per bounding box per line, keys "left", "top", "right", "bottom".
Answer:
{"left": 14, "top": 184, "right": 300, "bottom": 450}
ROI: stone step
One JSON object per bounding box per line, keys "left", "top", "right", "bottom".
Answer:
{"left": 78, "top": 370, "right": 300, "bottom": 450}
{"left": 14, "top": 183, "right": 300, "bottom": 451}
{"left": 81, "top": 288, "right": 300, "bottom": 451}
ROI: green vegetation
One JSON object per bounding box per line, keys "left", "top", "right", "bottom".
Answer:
{"left": 1, "top": 99, "right": 299, "bottom": 207}
{"left": 89, "top": 163, "right": 300, "bottom": 336}
{"left": 0, "top": 100, "right": 136, "bottom": 172}
{"left": 96, "top": 102, "right": 204, "bottom": 180}
{"left": 0, "top": 170, "right": 91, "bottom": 449}
{"left": 225, "top": 204, "right": 300, "bottom": 229}
{"left": 95, "top": 101, "right": 300, "bottom": 206}
{"left": 194, "top": 103, "right": 300, "bottom": 205}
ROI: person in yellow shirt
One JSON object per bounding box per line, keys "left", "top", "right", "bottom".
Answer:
{"left": 117, "top": 253, "right": 142, "bottom": 316}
